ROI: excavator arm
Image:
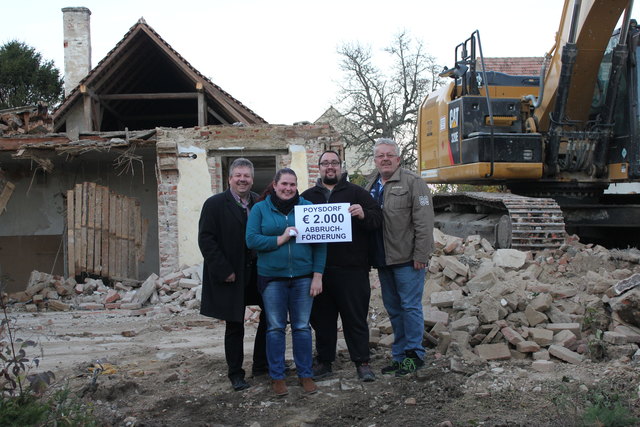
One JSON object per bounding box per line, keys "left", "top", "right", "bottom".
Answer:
{"left": 535, "top": 0, "right": 631, "bottom": 131}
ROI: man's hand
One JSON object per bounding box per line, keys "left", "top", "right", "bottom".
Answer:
{"left": 413, "top": 261, "right": 426, "bottom": 270}
{"left": 348, "top": 204, "right": 365, "bottom": 220}
{"left": 310, "top": 273, "right": 323, "bottom": 297}
{"left": 225, "top": 272, "right": 236, "bottom": 282}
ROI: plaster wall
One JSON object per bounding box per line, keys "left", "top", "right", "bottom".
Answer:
{"left": 289, "top": 145, "right": 309, "bottom": 192}
{"left": 176, "top": 145, "right": 210, "bottom": 267}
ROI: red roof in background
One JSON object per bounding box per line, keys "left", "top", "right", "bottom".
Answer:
{"left": 479, "top": 57, "right": 544, "bottom": 76}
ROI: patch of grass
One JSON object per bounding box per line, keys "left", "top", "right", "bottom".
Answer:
{"left": 0, "top": 393, "right": 48, "bottom": 426}
{"left": 582, "top": 388, "right": 639, "bottom": 427}
{"left": 0, "top": 385, "right": 97, "bottom": 427}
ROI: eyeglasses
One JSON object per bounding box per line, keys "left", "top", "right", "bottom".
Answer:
{"left": 374, "top": 153, "right": 398, "bottom": 159}
{"left": 319, "top": 161, "right": 341, "bottom": 167}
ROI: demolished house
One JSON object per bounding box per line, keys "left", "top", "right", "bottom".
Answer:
{"left": 0, "top": 7, "right": 343, "bottom": 293}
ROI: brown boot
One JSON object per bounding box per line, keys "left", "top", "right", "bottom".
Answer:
{"left": 299, "top": 377, "right": 317, "bottom": 394}
{"left": 272, "top": 379, "right": 288, "bottom": 397}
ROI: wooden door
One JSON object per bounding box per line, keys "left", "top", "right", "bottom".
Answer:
{"left": 66, "top": 182, "right": 144, "bottom": 280}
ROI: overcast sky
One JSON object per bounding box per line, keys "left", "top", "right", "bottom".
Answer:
{"left": 2, "top": 1, "right": 637, "bottom": 124}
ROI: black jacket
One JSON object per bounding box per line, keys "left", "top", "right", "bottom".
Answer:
{"left": 198, "top": 189, "right": 260, "bottom": 322}
{"left": 301, "top": 174, "right": 382, "bottom": 269}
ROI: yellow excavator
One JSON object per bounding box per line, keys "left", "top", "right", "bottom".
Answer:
{"left": 418, "top": 0, "right": 640, "bottom": 250}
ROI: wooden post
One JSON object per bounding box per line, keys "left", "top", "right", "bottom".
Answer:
{"left": 81, "top": 85, "right": 94, "bottom": 131}
{"left": 197, "top": 81, "right": 206, "bottom": 127}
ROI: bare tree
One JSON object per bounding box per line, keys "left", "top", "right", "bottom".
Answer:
{"left": 335, "top": 31, "right": 442, "bottom": 172}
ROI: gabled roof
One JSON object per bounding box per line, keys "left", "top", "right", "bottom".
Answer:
{"left": 480, "top": 57, "right": 544, "bottom": 76}
{"left": 53, "top": 18, "right": 266, "bottom": 131}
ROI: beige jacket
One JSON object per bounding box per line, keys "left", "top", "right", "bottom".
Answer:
{"left": 366, "top": 167, "right": 434, "bottom": 265}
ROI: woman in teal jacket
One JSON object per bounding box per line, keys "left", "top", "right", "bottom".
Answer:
{"left": 246, "top": 168, "right": 326, "bottom": 397}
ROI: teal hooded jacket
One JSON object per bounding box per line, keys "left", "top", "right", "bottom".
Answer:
{"left": 246, "top": 195, "right": 326, "bottom": 278}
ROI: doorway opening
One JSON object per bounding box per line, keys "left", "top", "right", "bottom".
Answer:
{"left": 221, "top": 156, "right": 276, "bottom": 196}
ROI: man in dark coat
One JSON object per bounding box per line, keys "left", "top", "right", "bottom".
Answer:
{"left": 301, "top": 150, "right": 382, "bottom": 382}
{"left": 198, "top": 158, "right": 267, "bottom": 391}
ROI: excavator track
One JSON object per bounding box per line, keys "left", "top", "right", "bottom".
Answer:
{"left": 433, "top": 192, "right": 566, "bottom": 251}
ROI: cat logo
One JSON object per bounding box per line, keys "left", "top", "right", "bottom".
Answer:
{"left": 449, "top": 106, "right": 459, "bottom": 129}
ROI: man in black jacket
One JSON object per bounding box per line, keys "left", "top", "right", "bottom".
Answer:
{"left": 301, "top": 151, "right": 382, "bottom": 381}
{"left": 198, "top": 158, "right": 267, "bottom": 391}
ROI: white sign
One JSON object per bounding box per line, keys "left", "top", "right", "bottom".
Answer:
{"left": 294, "top": 203, "right": 352, "bottom": 243}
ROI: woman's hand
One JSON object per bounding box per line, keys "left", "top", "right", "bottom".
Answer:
{"left": 276, "top": 226, "right": 298, "bottom": 246}
{"left": 310, "top": 273, "right": 323, "bottom": 297}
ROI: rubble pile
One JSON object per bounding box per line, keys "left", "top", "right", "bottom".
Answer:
{"left": 371, "top": 229, "right": 640, "bottom": 371}
{"left": 0, "top": 103, "right": 53, "bottom": 136}
{"left": 6, "top": 265, "right": 206, "bottom": 315}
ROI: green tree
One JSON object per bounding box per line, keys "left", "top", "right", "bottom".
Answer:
{"left": 0, "top": 40, "right": 63, "bottom": 109}
{"left": 335, "top": 31, "right": 442, "bottom": 171}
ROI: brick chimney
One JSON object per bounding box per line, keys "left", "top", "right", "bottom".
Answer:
{"left": 62, "top": 7, "right": 92, "bottom": 96}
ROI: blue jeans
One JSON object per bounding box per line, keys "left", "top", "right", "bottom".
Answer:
{"left": 261, "top": 276, "right": 314, "bottom": 379}
{"left": 377, "top": 264, "right": 426, "bottom": 361}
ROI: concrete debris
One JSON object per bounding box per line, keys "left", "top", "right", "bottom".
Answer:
{"left": 374, "top": 231, "right": 640, "bottom": 368}
{"left": 6, "top": 265, "right": 209, "bottom": 317}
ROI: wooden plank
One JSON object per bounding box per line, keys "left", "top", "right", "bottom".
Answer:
{"left": 0, "top": 182, "right": 15, "bottom": 213}
{"left": 83, "top": 92, "right": 93, "bottom": 131}
{"left": 74, "top": 184, "right": 82, "bottom": 274}
{"left": 128, "top": 198, "right": 136, "bottom": 278}
{"left": 79, "top": 183, "right": 88, "bottom": 274}
{"left": 66, "top": 189, "right": 75, "bottom": 279}
{"left": 87, "top": 183, "right": 96, "bottom": 274}
{"left": 94, "top": 185, "right": 103, "bottom": 276}
{"left": 101, "top": 186, "right": 110, "bottom": 277}
{"left": 109, "top": 193, "right": 117, "bottom": 280}
{"left": 115, "top": 194, "right": 123, "bottom": 278}
{"left": 197, "top": 91, "right": 206, "bottom": 127}
{"left": 100, "top": 92, "right": 199, "bottom": 100}
{"left": 121, "top": 196, "right": 129, "bottom": 278}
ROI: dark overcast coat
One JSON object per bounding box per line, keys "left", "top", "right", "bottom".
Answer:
{"left": 198, "top": 189, "right": 260, "bottom": 322}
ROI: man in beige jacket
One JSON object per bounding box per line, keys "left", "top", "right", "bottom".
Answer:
{"left": 366, "top": 138, "right": 434, "bottom": 377}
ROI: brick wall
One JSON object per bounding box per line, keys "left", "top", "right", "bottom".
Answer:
{"left": 157, "top": 169, "right": 179, "bottom": 275}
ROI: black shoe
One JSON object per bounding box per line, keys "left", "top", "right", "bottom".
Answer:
{"left": 312, "top": 361, "right": 333, "bottom": 380}
{"left": 395, "top": 352, "right": 425, "bottom": 377}
{"left": 381, "top": 360, "right": 401, "bottom": 375}
{"left": 230, "top": 376, "right": 250, "bottom": 391}
{"left": 356, "top": 363, "right": 376, "bottom": 382}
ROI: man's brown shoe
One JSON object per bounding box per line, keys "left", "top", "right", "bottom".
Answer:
{"left": 299, "top": 377, "right": 317, "bottom": 394}
{"left": 272, "top": 379, "right": 288, "bottom": 397}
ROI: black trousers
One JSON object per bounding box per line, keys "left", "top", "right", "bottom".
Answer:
{"left": 310, "top": 267, "right": 371, "bottom": 364}
{"left": 225, "top": 309, "right": 267, "bottom": 379}
{"left": 225, "top": 267, "right": 268, "bottom": 380}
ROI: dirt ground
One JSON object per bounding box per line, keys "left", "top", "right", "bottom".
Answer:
{"left": 7, "top": 280, "right": 640, "bottom": 427}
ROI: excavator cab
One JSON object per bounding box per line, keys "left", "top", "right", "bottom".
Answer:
{"left": 418, "top": 31, "right": 544, "bottom": 185}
